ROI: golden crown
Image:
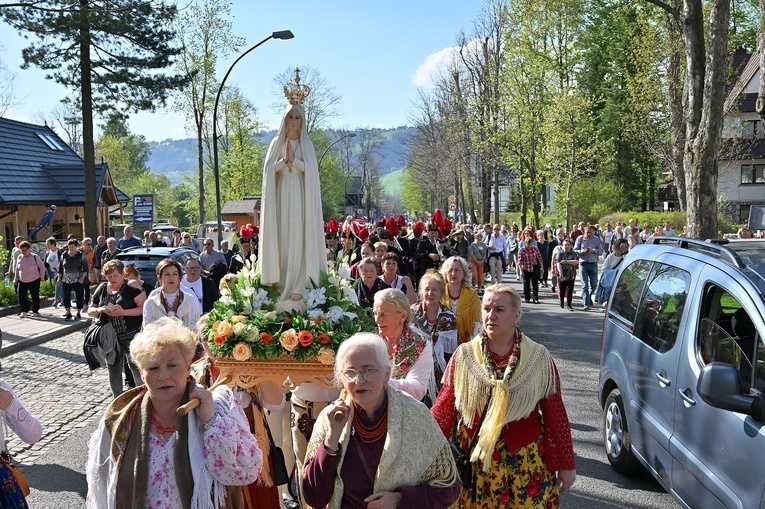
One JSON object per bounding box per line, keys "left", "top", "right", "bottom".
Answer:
{"left": 283, "top": 68, "right": 311, "bottom": 105}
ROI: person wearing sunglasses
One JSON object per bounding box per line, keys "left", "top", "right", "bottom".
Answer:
{"left": 303, "top": 333, "right": 460, "bottom": 509}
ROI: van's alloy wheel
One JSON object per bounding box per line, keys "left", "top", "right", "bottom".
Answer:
{"left": 603, "top": 388, "right": 642, "bottom": 474}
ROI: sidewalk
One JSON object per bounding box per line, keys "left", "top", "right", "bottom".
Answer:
{"left": 0, "top": 303, "right": 90, "bottom": 357}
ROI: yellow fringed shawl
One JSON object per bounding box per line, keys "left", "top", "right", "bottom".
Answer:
{"left": 443, "top": 333, "right": 557, "bottom": 472}
{"left": 441, "top": 286, "right": 481, "bottom": 344}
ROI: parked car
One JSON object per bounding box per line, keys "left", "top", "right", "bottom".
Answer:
{"left": 115, "top": 246, "right": 200, "bottom": 289}
{"left": 599, "top": 237, "right": 765, "bottom": 509}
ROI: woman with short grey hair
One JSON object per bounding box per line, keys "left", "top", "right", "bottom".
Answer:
{"left": 303, "top": 332, "right": 459, "bottom": 509}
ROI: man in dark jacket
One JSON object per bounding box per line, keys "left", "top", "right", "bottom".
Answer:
{"left": 414, "top": 223, "right": 443, "bottom": 286}
{"left": 181, "top": 258, "right": 219, "bottom": 314}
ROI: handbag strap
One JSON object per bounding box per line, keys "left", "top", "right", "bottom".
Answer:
{"left": 351, "top": 435, "right": 375, "bottom": 484}
{"left": 454, "top": 398, "right": 491, "bottom": 454}
{"left": 250, "top": 393, "right": 278, "bottom": 448}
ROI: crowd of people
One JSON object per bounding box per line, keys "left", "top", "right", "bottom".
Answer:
{"left": 4, "top": 210, "right": 763, "bottom": 507}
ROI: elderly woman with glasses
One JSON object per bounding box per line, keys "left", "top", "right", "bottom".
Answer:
{"left": 302, "top": 333, "right": 460, "bottom": 509}
{"left": 86, "top": 317, "right": 262, "bottom": 508}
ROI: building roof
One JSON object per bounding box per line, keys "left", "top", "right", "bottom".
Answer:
{"left": 724, "top": 51, "right": 759, "bottom": 115}
{"left": 0, "top": 117, "right": 129, "bottom": 205}
{"left": 221, "top": 197, "right": 260, "bottom": 215}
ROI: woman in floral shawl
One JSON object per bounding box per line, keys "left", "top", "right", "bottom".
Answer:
{"left": 86, "top": 317, "right": 262, "bottom": 509}
{"left": 373, "top": 288, "right": 437, "bottom": 403}
{"left": 431, "top": 284, "right": 576, "bottom": 508}
{"left": 411, "top": 270, "right": 457, "bottom": 385}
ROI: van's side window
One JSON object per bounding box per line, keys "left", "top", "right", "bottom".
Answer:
{"left": 611, "top": 260, "right": 652, "bottom": 324}
{"left": 632, "top": 263, "right": 690, "bottom": 353}
{"left": 699, "top": 287, "right": 758, "bottom": 392}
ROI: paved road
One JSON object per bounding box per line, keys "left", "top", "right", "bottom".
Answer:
{"left": 1, "top": 273, "right": 681, "bottom": 508}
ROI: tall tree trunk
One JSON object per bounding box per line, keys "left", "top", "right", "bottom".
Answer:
{"left": 80, "top": 0, "right": 97, "bottom": 239}
{"left": 683, "top": 0, "right": 729, "bottom": 239}
{"left": 197, "top": 121, "right": 206, "bottom": 225}
{"left": 667, "top": 7, "right": 687, "bottom": 210}
{"left": 493, "top": 166, "right": 500, "bottom": 224}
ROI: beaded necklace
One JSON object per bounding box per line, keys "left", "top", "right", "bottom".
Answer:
{"left": 352, "top": 402, "right": 388, "bottom": 444}
{"left": 151, "top": 407, "right": 177, "bottom": 435}
{"left": 481, "top": 329, "right": 522, "bottom": 380}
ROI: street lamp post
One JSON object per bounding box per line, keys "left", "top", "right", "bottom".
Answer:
{"left": 212, "top": 30, "right": 294, "bottom": 246}
{"left": 318, "top": 132, "right": 356, "bottom": 169}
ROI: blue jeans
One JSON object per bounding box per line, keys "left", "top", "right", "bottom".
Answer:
{"left": 48, "top": 268, "right": 62, "bottom": 301}
{"left": 580, "top": 262, "right": 598, "bottom": 307}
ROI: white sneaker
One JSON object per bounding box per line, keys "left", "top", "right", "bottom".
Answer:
{"left": 19, "top": 312, "right": 27, "bottom": 318}
{"left": 28, "top": 312, "right": 39, "bottom": 317}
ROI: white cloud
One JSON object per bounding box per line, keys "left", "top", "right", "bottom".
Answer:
{"left": 412, "top": 46, "right": 460, "bottom": 89}
{"left": 412, "top": 38, "right": 489, "bottom": 90}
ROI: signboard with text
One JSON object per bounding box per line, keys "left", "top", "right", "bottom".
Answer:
{"left": 133, "top": 194, "right": 154, "bottom": 224}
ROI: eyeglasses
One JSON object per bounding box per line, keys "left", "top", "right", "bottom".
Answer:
{"left": 204, "top": 243, "right": 213, "bottom": 246}
{"left": 186, "top": 266, "right": 201, "bottom": 271}
{"left": 85, "top": 243, "right": 92, "bottom": 246}
{"left": 341, "top": 367, "right": 379, "bottom": 383}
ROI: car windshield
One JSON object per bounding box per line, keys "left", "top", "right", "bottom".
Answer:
{"left": 724, "top": 242, "right": 765, "bottom": 297}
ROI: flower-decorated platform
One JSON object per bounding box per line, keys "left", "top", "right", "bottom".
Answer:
{"left": 206, "top": 258, "right": 375, "bottom": 388}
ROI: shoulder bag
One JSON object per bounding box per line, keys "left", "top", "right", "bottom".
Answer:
{"left": 449, "top": 399, "right": 490, "bottom": 490}
{"left": 1, "top": 450, "right": 30, "bottom": 497}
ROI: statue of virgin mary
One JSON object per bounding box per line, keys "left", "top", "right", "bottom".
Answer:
{"left": 259, "top": 69, "right": 327, "bottom": 312}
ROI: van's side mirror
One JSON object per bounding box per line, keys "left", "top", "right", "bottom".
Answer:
{"left": 697, "top": 362, "right": 765, "bottom": 420}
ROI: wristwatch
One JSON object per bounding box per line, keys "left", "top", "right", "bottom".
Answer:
{"left": 323, "top": 441, "right": 340, "bottom": 455}
{"left": 201, "top": 413, "right": 220, "bottom": 432}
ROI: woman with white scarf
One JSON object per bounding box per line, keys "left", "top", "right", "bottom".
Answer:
{"left": 86, "top": 317, "right": 262, "bottom": 508}
{"left": 0, "top": 378, "right": 42, "bottom": 508}
{"left": 303, "top": 333, "right": 460, "bottom": 508}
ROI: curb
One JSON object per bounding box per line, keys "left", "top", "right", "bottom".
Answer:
{"left": 0, "top": 319, "right": 89, "bottom": 357}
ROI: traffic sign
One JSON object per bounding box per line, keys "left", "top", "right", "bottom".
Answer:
{"left": 449, "top": 202, "right": 457, "bottom": 211}
{"left": 448, "top": 195, "right": 456, "bottom": 203}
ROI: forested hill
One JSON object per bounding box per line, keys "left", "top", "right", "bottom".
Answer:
{"left": 147, "top": 126, "right": 415, "bottom": 186}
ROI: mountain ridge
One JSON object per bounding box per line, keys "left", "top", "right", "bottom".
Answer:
{"left": 146, "top": 126, "right": 414, "bottom": 187}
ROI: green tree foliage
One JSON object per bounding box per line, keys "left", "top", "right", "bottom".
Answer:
{"left": 95, "top": 115, "right": 175, "bottom": 223}
{"left": 217, "top": 86, "right": 265, "bottom": 203}
{"left": 312, "top": 130, "right": 349, "bottom": 220}
{"left": 401, "top": 167, "right": 430, "bottom": 213}
{"left": 1, "top": 1, "right": 189, "bottom": 239}
{"left": 172, "top": 0, "right": 243, "bottom": 224}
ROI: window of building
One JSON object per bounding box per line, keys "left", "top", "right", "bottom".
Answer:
{"left": 742, "top": 120, "right": 765, "bottom": 140}
{"left": 741, "top": 164, "right": 765, "bottom": 184}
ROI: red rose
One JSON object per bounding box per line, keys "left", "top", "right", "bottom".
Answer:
{"left": 318, "top": 334, "right": 331, "bottom": 345}
{"left": 213, "top": 335, "right": 225, "bottom": 346}
{"left": 261, "top": 332, "right": 274, "bottom": 345}
{"left": 492, "top": 450, "right": 501, "bottom": 462}
{"left": 526, "top": 481, "right": 541, "bottom": 498}
{"left": 500, "top": 489, "right": 510, "bottom": 505}
{"left": 532, "top": 471, "right": 544, "bottom": 483}
{"left": 298, "top": 330, "right": 314, "bottom": 347}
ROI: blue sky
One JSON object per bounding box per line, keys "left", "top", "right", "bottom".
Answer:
{"left": 0, "top": 1, "right": 485, "bottom": 141}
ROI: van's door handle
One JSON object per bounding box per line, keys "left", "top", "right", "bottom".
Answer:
{"left": 656, "top": 371, "right": 671, "bottom": 387}
{"left": 678, "top": 389, "right": 696, "bottom": 407}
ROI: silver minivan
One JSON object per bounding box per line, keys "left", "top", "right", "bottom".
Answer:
{"left": 599, "top": 237, "right": 765, "bottom": 509}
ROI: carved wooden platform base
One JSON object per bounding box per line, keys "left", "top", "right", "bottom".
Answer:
{"left": 215, "top": 356, "right": 336, "bottom": 390}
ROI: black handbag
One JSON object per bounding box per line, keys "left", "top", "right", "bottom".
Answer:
{"left": 450, "top": 400, "right": 490, "bottom": 490}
